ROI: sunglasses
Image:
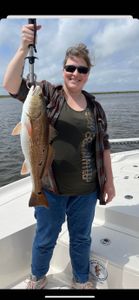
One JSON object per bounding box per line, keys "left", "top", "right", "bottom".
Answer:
{"left": 64, "top": 65, "right": 89, "bottom": 74}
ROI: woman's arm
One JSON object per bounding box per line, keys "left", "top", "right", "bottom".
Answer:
{"left": 3, "top": 47, "right": 28, "bottom": 94}
{"left": 3, "top": 24, "right": 41, "bottom": 94}
{"left": 103, "top": 149, "right": 116, "bottom": 203}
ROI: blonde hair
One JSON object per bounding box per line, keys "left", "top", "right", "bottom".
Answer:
{"left": 63, "top": 43, "right": 93, "bottom": 70}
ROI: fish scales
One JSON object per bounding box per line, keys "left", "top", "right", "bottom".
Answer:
{"left": 12, "top": 85, "right": 53, "bottom": 207}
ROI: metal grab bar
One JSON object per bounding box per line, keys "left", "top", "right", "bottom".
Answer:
{"left": 109, "top": 138, "right": 139, "bottom": 145}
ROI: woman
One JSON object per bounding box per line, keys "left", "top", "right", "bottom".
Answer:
{"left": 3, "top": 23, "right": 115, "bottom": 289}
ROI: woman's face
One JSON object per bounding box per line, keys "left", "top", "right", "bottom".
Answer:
{"left": 63, "top": 56, "right": 90, "bottom": 93}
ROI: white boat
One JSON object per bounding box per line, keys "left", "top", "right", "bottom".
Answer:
{"left": 0, "top": 138, "right": 139, "bottom": 290}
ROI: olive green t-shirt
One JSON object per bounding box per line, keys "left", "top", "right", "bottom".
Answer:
{"left": 52, "top": 99, "right": 97, "bottom": 195}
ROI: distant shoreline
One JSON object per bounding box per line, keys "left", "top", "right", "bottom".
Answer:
{"left": 93, "top": 90, "right": 139, "bottom": 95}
{"left": 0, "top": 90, "right": 139, "bottom": 99}
{"left": 0, "top": 95, "right": 11, "bottom": 98}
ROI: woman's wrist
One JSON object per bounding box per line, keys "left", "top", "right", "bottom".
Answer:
{"left": 18, "top": 45, "right": 29, "bottom": 57}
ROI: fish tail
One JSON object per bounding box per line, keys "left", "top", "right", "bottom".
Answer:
{"left": 29, "top": 191, "right": 49, "bottom": 208}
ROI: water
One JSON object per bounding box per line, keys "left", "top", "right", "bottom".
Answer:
{"left": 0, "top": 86, "right": 9, "bottom": 96}
{"left": 0, "top": 92, "right": 139, "bottom": 188}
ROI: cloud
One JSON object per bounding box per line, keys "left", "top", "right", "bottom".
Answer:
{"left": 93, "top": 18, "right": 139, "bottom": 60}
{"left": 27, "top": 18, "right": 99, "bottom": 83}
{"left": 0, "top": 16, "right": 139, "bottom": 92}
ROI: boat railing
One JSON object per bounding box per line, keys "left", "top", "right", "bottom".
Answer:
{"left": 109, "top": 137, "right": 139, "bottom": 145}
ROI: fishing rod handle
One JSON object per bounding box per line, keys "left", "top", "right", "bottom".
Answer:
{"left": 28, "top": 19, "right": 36, "bottom": 25}
{"left": 28, "top": 18, "right": 37, "bottom": 51}
{"left": 26, "top": 18, "right": 38, "bottom": 86}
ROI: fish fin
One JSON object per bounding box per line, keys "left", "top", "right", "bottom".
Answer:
{"left": 12, "top": 122, "right": 22, "bottom": 135}
{"left": 43, "top": 144, "right": 55, "bottom": 177}
{"left": 21, "top": 160, "right": 30, "bottom": 175}
{"left": 28, "top": 191, "right": 49, "bottom": 208}
{"left": 48, "top": 167, "right": 58, "bottom": 193}
{"left": 47, "top": 144, "right": 55, "bottom": 166}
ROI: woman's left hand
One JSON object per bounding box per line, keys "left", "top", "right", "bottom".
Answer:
{"left": 103, "top": 181, "right": 116, "bottom": 204}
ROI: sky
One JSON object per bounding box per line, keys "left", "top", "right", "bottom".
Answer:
{"left": 0, "top": 15, "right": 139, "bottom": 93}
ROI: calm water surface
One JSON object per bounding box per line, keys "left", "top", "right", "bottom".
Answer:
{"left": 0, "top": 92, "right": 139, "bottom": 187}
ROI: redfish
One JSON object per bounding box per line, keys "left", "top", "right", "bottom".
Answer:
{"left": 12, "top": 85, "right": 54, "bottom": 207}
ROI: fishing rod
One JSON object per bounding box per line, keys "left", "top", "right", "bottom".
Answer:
{"left": 26, "top": 18, "right": 38, "bottom": 87}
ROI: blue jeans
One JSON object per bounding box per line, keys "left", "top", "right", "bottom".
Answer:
{"left": 31, "top": 189, "right": 98, "bottom": 283}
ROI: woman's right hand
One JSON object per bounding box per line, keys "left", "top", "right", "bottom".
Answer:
{"left": 20, "top": 24, "right": 42, "bottom": 51}
{"left": 2, "top": 23, "right": 42, "bottom": 94}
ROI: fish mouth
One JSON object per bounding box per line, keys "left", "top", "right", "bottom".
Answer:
{"left": 30, "top": 85, "right": 42, "bottom": 97}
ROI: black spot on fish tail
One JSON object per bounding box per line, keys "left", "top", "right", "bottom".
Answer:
{"left": 29, "top": 191, "right": 49, "bottom": 208}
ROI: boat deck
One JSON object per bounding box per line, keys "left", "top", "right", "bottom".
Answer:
{"left": 0, "top": 149, "right": 139, "bottom": 289}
